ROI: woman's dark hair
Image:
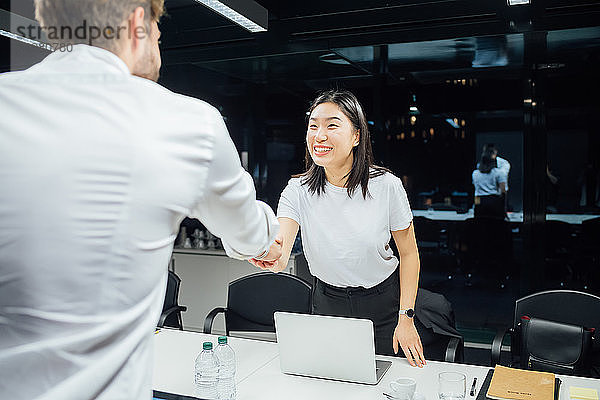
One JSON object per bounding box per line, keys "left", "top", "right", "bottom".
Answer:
{"left": 478, "top": 147, "right": 497, "bottom": 173}
{"left": 294, "top": 89, "right": 390, "bottom": 198}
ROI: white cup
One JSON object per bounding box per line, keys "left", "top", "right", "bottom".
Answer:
{"left": 389, "top": 377, "right": 417, "bottom": 400}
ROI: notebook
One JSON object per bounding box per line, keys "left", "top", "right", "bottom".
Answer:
{"left": 477, "top": 368, "right": 561, "bottom": 400}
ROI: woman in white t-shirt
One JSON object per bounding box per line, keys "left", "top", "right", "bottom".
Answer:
{"left": 472, "top": 148, "right": 507, "bottom": 218}
{"left": 250, "top": 90, "right": 425, "bottom": 366}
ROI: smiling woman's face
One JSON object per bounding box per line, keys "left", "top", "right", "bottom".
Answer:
{"left": 306, "top": 102, "right": 359, "bottom": 173}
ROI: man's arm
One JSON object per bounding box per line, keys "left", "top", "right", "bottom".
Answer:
{"left": 496, "top": 156, "right": 511, "bottom": 176}
{"left": 191, "top": 115, "right": 279, "bottom": 260}
{"left": 250, "top": 217, "right": 299, "bottom": 272}
{"left": 499, "top": 182, "right": 507, "bottom": 194}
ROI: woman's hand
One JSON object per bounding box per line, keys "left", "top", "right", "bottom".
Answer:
{"left": 248, "top": 257, "right": 285, "bottom": 272}
{"left": 248, "top": 235, "right": 285, "bottom": 272}
{"left": 393, "top": 317, "right": 426, "bottom": 368}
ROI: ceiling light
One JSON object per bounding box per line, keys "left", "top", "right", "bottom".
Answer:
{"left": 319, "top": 53, "right": 351, "bottom": 65}
{"left": 194, "top": 0, "right": 268, "bottom": 32}
{"left": 507, "top": 0, "right": 530, "bottom": 5}
{"left": 0, "top": 29, "right": 52, "bottom": 51}
{"left": 446, "top": 118, "right": 460, "bottom": 129}
{"left": 409, "top": 94, "right": 420, "bottom": 115}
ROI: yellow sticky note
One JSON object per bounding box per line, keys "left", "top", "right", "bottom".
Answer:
{"left": 570, "top": 386, "right": 599, "bottom": 400}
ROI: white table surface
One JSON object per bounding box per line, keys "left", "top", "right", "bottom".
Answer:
{"left": 153, "top": 329, "right": 600, "bottom": 400}
{"left": 152, "top": 329, "right": 278, "bottom": 396}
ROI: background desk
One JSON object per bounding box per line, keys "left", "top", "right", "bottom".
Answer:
{"left": 412, "top": 210, "right": 598, "bottom": 225}
{"left": 153, "top": 329, "right": 600, "bottom": 399}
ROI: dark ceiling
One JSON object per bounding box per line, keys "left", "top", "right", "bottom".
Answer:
{"left": 2, "top": 0, "right": 600, "bottom": 111}
{"left": 153, "top": 0, "right": 600, "bottom": 115}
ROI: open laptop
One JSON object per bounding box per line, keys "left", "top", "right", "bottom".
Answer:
{"left": 274, "top": 311, "right": 392, "bottom": 384}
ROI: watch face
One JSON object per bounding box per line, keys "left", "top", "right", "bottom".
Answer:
{"left": 406, "top": 309, "right": 415, "bottom": 318}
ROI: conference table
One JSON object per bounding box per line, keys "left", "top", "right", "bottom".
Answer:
{"left": 153, "top": 329, "right": 600, "bottom": 400}
{"left": 412, "top": 209, "right": 598, "bottom": 225}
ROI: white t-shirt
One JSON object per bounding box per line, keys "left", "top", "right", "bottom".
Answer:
{"left": 277, "top": 172, "right": 413, "bottom": 288}
{"left": 472, "top": 168, "right": 507, "bottom": 196}
{"left": 0, "top": 45, "right": 278, "bottom": 400}
{"left": 477, "top": 156, "right": 510, "bottom": 190}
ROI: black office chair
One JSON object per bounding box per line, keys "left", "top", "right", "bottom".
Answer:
{"left": 413, "top": 216, "right": 445, "bottom": 253}
{"left": 457, "top": 217, "right": 513, "bottom": 287}
{"left": 491, "top": 290, "right": 600, "bottom": 377}
{"left": 423, "top": 333, "right": 464, "bottom": 364}
{"left": 414, "top": 288, "right": 464, "bottom": 363}
{"left": 578, "top": 217, "right": 600, "bottom": 290}
{"left": 430, "top": 203, "right": 465, "bottom": 212}
{"left": 204, "top": 272, "right": 312, "bottom": 335}
{"left": 544, "top": 220, "right": 577, "bottom": 287}
{"left": 158, "top": 270, "right": 187, "bottom": 330}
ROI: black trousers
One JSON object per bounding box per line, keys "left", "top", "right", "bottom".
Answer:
{"left": 474, "top": 194, "right": 505, "bottom": 219}
{"left": 312, "top": 269, "right": 426, "bottom": 356}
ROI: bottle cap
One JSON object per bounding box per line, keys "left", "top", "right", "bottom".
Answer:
{"left": 203, "top": 342, "right": 213, "bottom": 350}
{"left": 218, "top": 336, "right": 227, "bottom": 344}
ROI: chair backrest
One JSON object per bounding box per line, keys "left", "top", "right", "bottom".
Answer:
{"left": 413, "top": 216, "right": 442, "bottom": 244}
{"left": 512, "top": 290, "right": 600, "bottom": 376}
{"left": 582, "top": 217, "right": 600, "bottom": 242}
{"left": 461, "top": 217, "right": 512, "bottom": 263}
{"left": 225, "top": 272, "right": 312, "bottom": 334}
{"left": 514, "top": 290, "right": 600, "bottom": 331}
{"left": 430, "top": 203, "right": 463, "bottom": 212}
{"left": 543, "top": 220, "right": 575, "bottom": 256}
{"left": 162, "top": 270, "right": 183, "bottom": 328}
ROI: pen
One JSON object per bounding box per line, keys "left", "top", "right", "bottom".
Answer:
{"left": 470, "top": 377, "right": 477, "bottom": 396}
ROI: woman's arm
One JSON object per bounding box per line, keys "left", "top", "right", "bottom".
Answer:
{"left": 499, "top": 182, "right": 506, "bottom": 194}
{"left": 249, "top": 217, "right": 299, "bottom": 273}
{"left": 391, "top": 223, "right": 426, "bottom": 367}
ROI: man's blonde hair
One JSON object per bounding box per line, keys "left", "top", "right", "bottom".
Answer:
{"left": 34, "top": 0, "right": 165, "bottom": 51}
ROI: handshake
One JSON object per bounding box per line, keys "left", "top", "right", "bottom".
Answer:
{"left": 247, "top": 235, "right": 285, "bottom": 273}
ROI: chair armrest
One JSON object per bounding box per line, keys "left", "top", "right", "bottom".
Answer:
{"left": 158, "top": 305, "right": 187, "bottom": 328}
{"left": 491, "top": 326, "right": 510, "bottom": 366}
{"left": 445, "top": 337, "right": 464, "bottom": 363}
{"left": 203, "top": 307, "right": 226, "bottom": 334}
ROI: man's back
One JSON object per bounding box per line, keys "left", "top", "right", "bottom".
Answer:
{"left": 0, "top": 45, "right": 276, "bottom": 399}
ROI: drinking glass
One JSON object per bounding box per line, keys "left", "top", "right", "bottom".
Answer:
{"left": 438, "top": 372, "right": 466, "bottom": 400}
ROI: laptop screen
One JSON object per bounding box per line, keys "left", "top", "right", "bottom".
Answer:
{"left": 274, "top": 312, "right": 387, "bottom": 384}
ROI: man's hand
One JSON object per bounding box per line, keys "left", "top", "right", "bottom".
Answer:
{"left": 248, "top": 235, "right": 284, "bottom": 272}
{"left": 393, "top": 317, "right": 426, "bottom": 368}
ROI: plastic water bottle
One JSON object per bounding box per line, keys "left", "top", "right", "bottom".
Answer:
{"left": 214, "top": 336, "right": 236, "bottom": 400}
{"left": 194, "top": 342, "right": 219, "bottom": 400}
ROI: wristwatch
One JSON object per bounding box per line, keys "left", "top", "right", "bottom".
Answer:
{"left": 398, "top": 308, "right": 415, "bottom": 318}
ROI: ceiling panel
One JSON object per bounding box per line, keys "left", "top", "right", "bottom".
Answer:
{"left": 193, "top": 51, "right": 370, "bottom": 84}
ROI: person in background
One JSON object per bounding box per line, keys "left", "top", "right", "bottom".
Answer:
{"left": 472, "top": 147, "right": 507, "bottom": 219}
{"left": 483, "top": 143, "right": 510, "bottom": 210}
{"left": 0, "top": 1, "right": 280, "bottom": 399}
{"left": 251, "top": 90, "right": 426, "bottom": 366}
{"left": 483, "top": 144, "right": 511, "bottom": 188}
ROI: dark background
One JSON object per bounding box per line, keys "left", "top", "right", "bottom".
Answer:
{"left": 2, "top": 0, "right": 599, "bottom": 347}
